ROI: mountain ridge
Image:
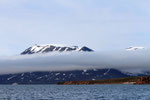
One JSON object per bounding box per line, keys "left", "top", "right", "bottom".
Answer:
{"left": 21, "top": 44, "right": 94, "bottom": 55}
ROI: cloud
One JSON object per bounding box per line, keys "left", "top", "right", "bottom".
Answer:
{"left": 0, "top": 50, "right": 150, "bottom": 74}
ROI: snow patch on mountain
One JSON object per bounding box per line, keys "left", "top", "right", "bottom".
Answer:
{"left": 126, "top": 46, "right": 144, "bottom": 51}
{"left": 21, "top": 44, "right": 93, "bottom": 55}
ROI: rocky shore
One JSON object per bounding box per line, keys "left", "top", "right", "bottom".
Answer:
{"left": 58, "top": 76, "right": 150, "bottom": 85}
{"left": 135, "top": 76, "right": 150, "bottom": 84}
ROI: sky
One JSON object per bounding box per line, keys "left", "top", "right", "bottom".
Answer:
{"left": 0, "top": 0, "right": 150, "bottom": 55}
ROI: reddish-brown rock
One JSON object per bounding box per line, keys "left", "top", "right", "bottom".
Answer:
{"left": 135, "top": 76, "right": 150, "bottom": 84}
{"left": 58, "top": 76, "right": 150, "bottom": 85}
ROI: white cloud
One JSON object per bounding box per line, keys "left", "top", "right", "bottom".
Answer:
{"left": 0, "top": 51, "right": 150, "bottom": 74}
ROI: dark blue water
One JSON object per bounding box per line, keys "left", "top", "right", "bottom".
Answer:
{"left": 0, "top": 85, "right": 150, "bottom": 100}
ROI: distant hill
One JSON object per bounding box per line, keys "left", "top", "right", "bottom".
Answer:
{"left": 0, "top": 69, "right": 131, "bottom": 84}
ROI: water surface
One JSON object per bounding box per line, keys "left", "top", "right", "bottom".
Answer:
{"left": 0, "top": 85, "right": 150, "bottom": 100}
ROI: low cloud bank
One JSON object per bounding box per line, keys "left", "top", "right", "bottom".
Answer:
{"left": 0, "top": 50, "right": 150, "bottom": 74}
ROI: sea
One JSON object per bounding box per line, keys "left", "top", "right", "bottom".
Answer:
{"left": 0, "top": 85, "right": 149, "bottom": 100}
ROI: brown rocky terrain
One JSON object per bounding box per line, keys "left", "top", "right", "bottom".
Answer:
{"left": 135, "top": 76, "right": 150, "bottom": 84}
{"left": 58, "top": 76, "right": 150, "bottom": 85}
{"left": 57, "top": 77, "right": 139, "bottom": 85}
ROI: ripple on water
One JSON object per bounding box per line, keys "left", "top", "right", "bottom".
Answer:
{"left": 0, "top": 85, "right": 149, "bottom": 100}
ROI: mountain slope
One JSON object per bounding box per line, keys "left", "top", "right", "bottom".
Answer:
{"left": 0, "top": 69, "right": 131, "bottom": 84}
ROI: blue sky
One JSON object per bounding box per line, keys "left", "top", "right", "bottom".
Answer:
{"left": 0, "top": 0, "right": 150, "bottom": 55}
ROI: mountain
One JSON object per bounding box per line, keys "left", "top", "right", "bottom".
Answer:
{"left": 126, "top": 46, "right": 144, "bottom": 51}
{"left": 0, "top": 68, "right": 148, "bottom": 84}
{"left": 21, "top": 44, "right": 93, "bottom": 55}
{"left": 0, "top": 69, "right": 131, "bottom": 84}
{"left": 0, "top": 45, "right": 147, "bottom": 84}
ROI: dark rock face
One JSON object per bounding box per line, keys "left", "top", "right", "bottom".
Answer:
{"left": 0, "top": 69, "right": 130, "bottom": 84}
{"left": 79, "top": 46, "right": 93, "bottom": 52}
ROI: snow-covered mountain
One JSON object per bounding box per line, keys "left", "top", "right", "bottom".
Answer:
{"left": 0, "top": 45, "right": 147, "bottom": 84}
{"left": 21, "top": 44, "right": 93, "bottom": 55}
{"left": 126, "top": 46, "right": 144, "bottom": 51}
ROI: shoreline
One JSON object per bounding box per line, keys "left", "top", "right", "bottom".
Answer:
{"left": 57, "top": 76, "right": 150, "bottom": 85}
